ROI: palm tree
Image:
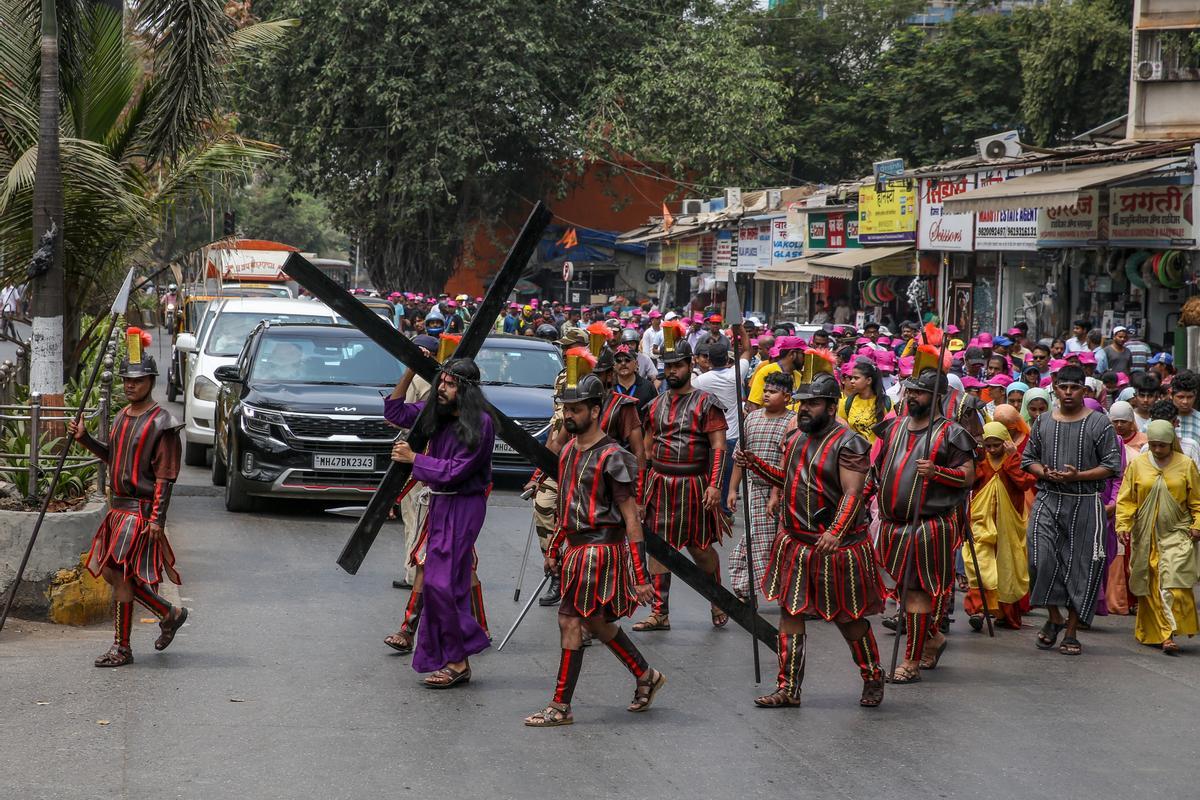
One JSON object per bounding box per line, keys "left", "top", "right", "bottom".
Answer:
{"left": 0, "top": 0, "right": 296, "bottom": 376}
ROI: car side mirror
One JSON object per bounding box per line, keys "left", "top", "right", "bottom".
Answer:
{"left": 213, "top": 364, "right": 241, "bottom": 383}
{"left": 175, "top": 332, "right": 197, "bottom": 352}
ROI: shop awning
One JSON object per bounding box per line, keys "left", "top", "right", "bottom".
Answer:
{"left": 941, "top": 157, "right": 1186, "bottom": 214}
{"left": 755, "top": 260, "right": 814, "bottom": 282}
{"left": 807, "top": 245, "right": 914, "bottom": 273}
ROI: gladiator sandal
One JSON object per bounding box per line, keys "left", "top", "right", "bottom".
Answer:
{"left": 384, "top": 590, "right": 422, "bottom": 653}
{"left": 847, "top": 627, "right": 885, "bottom": 708}
{"left": 524, "top": 702, "right": 573, "bottom": 727}
{"left": 888, "top": 612, "right": 929, "bottom": 684}
{"left": 756, "top": 632, "right": 804, "bottom": 708}
{"left": 627, "top": 668, "right": 667, "bottom": 712}
{"left": 633, "top": 574, "right": 671, "bottom": 631}
{"left": 96, "top": 602, "right": 134, "bottom": 668}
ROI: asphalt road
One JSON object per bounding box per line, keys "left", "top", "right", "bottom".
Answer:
{"left": 3, "top": 382, "right": 1199, "bottom": 799}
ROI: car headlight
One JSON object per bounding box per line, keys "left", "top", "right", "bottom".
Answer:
{"left": 193, "top": 375, "right": 219, "bottom": 402}
{"left": 241, "top": 404, "right": 286, "bottom": 436}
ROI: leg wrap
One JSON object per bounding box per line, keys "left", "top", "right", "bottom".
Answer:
{"left": 131, "top": 582, "right": 172, "bottom": 619}
{"left": 400, "top": 590, "right": 423, "bottom": 634}
{"left": 904, "top": 612, "right": 931, "bottom": 663}
{"left": 604, "top": 628, "right": 648, "bottom": 679}
{"left": 552, "top": 648, "right": 584, "bottom": 705}
{"left": 848, "top": 626, "right": 884, "bottom": 682}
{"left": 470, "top": 582, "right": 489, "bottom": 636}
{"left": 777, "top": 632, "right": 806, "bottom": 698}
{"left": 651, "top": 573, "right": 671, "bottom": 616}
{"left": 115, "top": 601, "right": 133, "bottom": 648}
{"left": 932, "top": 589, "right": 952, "bottom": 629}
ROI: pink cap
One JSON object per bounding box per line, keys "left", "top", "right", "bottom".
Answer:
{"left": 856, "top": 337, "right": 870, "bottom": 345}
{"left": 946, "top": 325, "right": 961, "bottom": 335}
{"left": 875, "top": 351, "right": 896, "bottom": 372}
{"left": 1049, "top": 358, "right": 1067, "bottom": 373}
{"left": 986, "top": 375, "right": 1009, "bottom": 387}
{"left": 447, "top": 300, "right": 458, "bottom": 308}
{"left": 1116, "top": 371, "right": 1130, "bottom": 387}
{"left": 857, "top": 346, "right": 875, "bottom": 358}
{"left": 633, "top": 309, "right": 642, "bottom": 316}
{"left": 977, "top": 332, "right": 993, "bottom": 346}
{"left": 508, "top": 302, "right": 519, "bottom": 309}
{"left": 693, "top": 313, "right": 705, "bottom": 323}
{"left": 899, "top": 356, "right": 915, "bottom": 377}
{"left": 1007, "top": 327, "right": 1022, "bottom": 337}
{"left": 877, "top": 336, "right": 892, "bottom": 346}
{"left": 840, "top": 362, "right": 855, "bottom": 377}
{"left": 607, "top": 310, "right": 618, "bottom": 318}
{"left": 648, "top": 310, "right": 662, "bottom": 319}
{"left": 1077, "top": 351, "right": 1096, "bottom": 365}
{"left": 961, "top": 375, "right": 983, "bottom": 389}
{"left": 475, "top": 296, "right": 483, "bottom": 302}
{"left": 1040, "top": 376, "right": 1053, "bottom": 388}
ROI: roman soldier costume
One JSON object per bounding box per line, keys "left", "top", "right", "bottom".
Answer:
{"left": 741, "top": 351, "right": 886, "bottom": 707}
{"left": 872, "top": 353, "right": 977, "bottom": 677}
{"left": 636, "top": 324, "right": 729, "bottom": 630}
{"left": 593, "top": 348, "right": 643, "bottom": 450}
{"left": 525, "top": 370, "right": 664, "bottom": 727}
{"left": 79, "top": 328, "right": 188, "bottom": 667}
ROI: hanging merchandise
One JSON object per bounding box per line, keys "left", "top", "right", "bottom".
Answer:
{"left": 876, "top": 278, "right": 896, "bottom": 303}
{"left": 1156, "top": 250, "right": 1185, "bottom": 289}
{"left": 1124, "top": 250, "right": 1149, "bottom": 289}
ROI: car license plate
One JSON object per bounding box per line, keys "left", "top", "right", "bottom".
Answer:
{"left": 314, "top": 454, "right": 375, "bottom": 471}
{"left": 494, "top": 440, "right": 516, "bottom": 455}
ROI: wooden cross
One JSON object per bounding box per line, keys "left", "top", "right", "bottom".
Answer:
{"left": 283, "top": 203, "right": 778, "bottom": 651}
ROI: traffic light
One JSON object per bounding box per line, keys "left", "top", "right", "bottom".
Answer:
{"left": 222, "top": 211, "right": 236, "bottom": 236}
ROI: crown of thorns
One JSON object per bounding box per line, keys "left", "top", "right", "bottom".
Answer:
{"left": 436, "top": 362, "right": 480, "bottom": 387}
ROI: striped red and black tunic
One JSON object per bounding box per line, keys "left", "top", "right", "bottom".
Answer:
{"left": 598, "top": 393, "right": 641, "bottom": 450}
{"left": 83, "top": 404, "right": 183, "bottom": 587}
{"left": 751, "top": 420, "right": 885, "bottom": 621}
{"left": 872, "top": 416, "right": 978, "bottom": 597}
{"left": 554, "top": 436, "right": 639, "bottom": 619}
{"left": 643, "top": 389, "right": 728, "bottom": 550}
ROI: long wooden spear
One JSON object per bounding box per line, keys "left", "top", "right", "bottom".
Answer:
{"left": 0, "top": 268, "right": 135, "bottom": 634}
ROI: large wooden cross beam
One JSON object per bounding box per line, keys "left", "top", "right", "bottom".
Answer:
{"left": 283, "top": 204, "right": 778, "bottom": 651}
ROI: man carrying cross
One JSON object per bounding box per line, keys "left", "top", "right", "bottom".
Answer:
{"left": 386, "top": 358, "right": 495, "bottom": 688}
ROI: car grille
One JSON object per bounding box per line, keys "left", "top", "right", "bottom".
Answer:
{"left": 512, "top": 418, "right": 550, "bottom": 436}
{"left": 282, "top": 413, "right": 396, "bottom": 440}
{"left": 282, "top": 471, "right": 385, "bottom": 490}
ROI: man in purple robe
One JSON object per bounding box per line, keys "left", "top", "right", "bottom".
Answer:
{"left": 385, "top": 358, "right": 495, "bottom": 688}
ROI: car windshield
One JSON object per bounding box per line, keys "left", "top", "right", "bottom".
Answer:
{"left": 250, "top": 333, "right": 403, "bottom": 385}
{"left": 205, "top": 312, "right": 331, "bottom": 356}
{"left": 474, "top": 345, "right": 562, "bottom": 387}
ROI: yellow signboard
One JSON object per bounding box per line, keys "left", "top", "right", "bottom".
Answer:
{"left": 858, "top": 180, "right": 918, "bottom": 244}
{"left": 660, "top": 242, "right": 678, "bottom": 273}
{"left": 677, "top": 239, "right": 700, "bottom": 270}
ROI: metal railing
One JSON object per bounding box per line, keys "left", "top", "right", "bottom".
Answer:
{"left": 0, "top": 328, "right": 119, "bottom": 502}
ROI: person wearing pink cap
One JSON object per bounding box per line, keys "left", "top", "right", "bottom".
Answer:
{"left": 640, "top": 311, "right": 664, "bottom": 372}
{"left": 838, "top": 358, "right": 892, "bottom": 445}
{"left": 1008, "top": 327, "right": 1032, "bottom": 363}
{"left": 747, "top": 337, "right": 804, "bottom": 410}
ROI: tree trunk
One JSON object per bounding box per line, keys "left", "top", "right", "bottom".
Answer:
{"left": 29, "top": 0, "right": 64, "bottom": 399}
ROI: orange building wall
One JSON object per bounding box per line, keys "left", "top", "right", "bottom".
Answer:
{"left": 445, "top": 161, "right": 681, "bottom": 297}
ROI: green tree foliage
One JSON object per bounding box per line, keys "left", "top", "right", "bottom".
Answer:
{"left": 0, "top": 0, "right": 295, "bottom": 374}
{"left": 240, "top": 0, "right": 794, "bottom": 293}
{"left": 230, "top": 166, "right": 349, "bottom": 257}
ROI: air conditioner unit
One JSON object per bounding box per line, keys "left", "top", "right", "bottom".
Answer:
{"left": 1136, "top": 60, "right": 1165, "bottom": 81}
{"left": 975, "top": 130, "right": 1022, "bottom": 160}
{"left": 681, "top": 198, "right": 703, "bottom": 215}
{"left": 723, "top": 187, "right": 742, "bottom": 209}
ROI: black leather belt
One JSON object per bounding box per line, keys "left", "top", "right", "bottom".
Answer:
{"left": 651, "top": 459, "right": 705, "bottom": 476}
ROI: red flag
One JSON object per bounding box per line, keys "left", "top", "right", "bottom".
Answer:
{"left": 662, "top": 202, "right": 675, "bottom": 234}
{"left": 556, "top": 227, "right": 578, "bottom": 249}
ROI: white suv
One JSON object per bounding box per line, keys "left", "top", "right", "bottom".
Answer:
{"left": 181, "top": 297, "right": 336, "bottom": 466}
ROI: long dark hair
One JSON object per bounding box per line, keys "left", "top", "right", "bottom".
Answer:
{"left": 417, "top": 358, "right": 488, "bottom": 450}
{"left": 851, "top": 358, "right": 888, "bottom": 421}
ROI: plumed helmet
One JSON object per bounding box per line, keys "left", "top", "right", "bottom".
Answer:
{"left": 119, "top": 353, "right": 158, "bottom": 378}
{"left": 793, "top": 371, "right": 840, "bottom": 402}
{"left": 557, "top": 373, "right": 604, "bottom": 404}
{"left": 903, "top": 367, "right": 949, "bottom": 395}
{"left": 661, "top": 338, "right": 693, "bottom": 365}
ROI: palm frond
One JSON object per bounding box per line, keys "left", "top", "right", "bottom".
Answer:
{"left": 71, "top": 4, "right": 137, "bottom": 146}
{"left": 0, "top": 143, "right": 37, "bottom": 211}
{"left": 148, "top": 135, "right": 280, "bottom": 212}
{"left": 227, "top": 19, "right": 300, "bottom": 60}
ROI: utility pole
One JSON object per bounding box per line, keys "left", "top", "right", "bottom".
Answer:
{"left": 29, "top": 0, "right": 64, "bottom": 404}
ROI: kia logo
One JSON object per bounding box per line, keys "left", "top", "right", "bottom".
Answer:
{"left": 334, "top": 406, "right": 357, "bottom": 412}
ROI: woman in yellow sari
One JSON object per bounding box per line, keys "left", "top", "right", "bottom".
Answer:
{"left": 966, "top": 421, "right": 1035, "bottom": 631}
{"left": 1115, "top": 420, "right": 1200, "bottom": 654}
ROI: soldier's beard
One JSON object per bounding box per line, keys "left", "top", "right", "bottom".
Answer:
{"left": 797, "top": 409, "right": 830, "bottom": 433}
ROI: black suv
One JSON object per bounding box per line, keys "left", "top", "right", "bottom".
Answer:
{"left": 210, "top": 323, "right": 403, "bottom": 511}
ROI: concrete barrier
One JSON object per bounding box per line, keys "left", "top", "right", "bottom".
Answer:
{"left": 0, "top": 498, "right": 110, "bottom": 623}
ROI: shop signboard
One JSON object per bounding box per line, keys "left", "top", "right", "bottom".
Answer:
{"left": 757, "top": 222, "right": 773, "bottom": 270}
{"left": 714, "top": 230, "right": 732, "bottom": 282}
{"left": 1108, "top": 185, "right": 1196, "bottom": 247}
{"left": 771, "top": 216, "right": 805, "bottom": 265}
{"left": 806, "top": 211, "right": 861, "bottom": 249}
{"left": 918, "top": 175, "right": 975, "bottom": 252}
{"left": 737, "top": 221, "right": 760, "bottom": 271}
{"left": 1037, "top": 190, "right": 1102, "bottom": 246}
{"left": 785, "top": 202, "right": 805, "bottom": 241}
{"left": 677, "top": 238, "right": 700, "bottom": 270}
{"left": 857, "top": 180, "right": 918, "bottom": 244}
{"left": 660, "top": 241, "right": 678, "bottom": 273}
{"left": 869, "top": 254, "right": 918, "bottom": 276}
{"left": 974, "top": 167, "right": 1039, "bottom": 251}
